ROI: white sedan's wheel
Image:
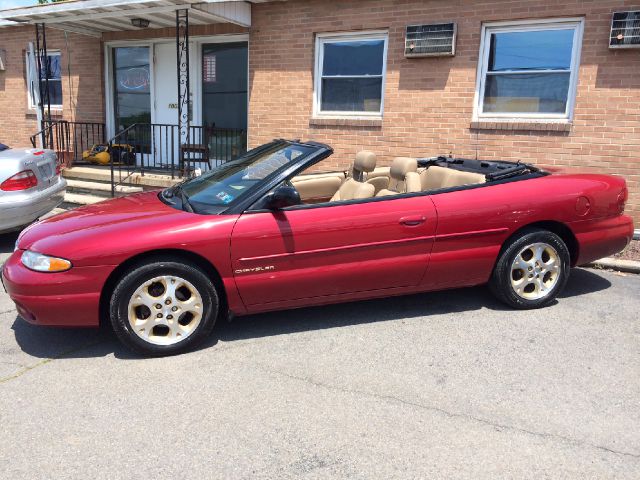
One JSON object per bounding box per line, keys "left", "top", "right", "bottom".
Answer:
{"left": 490, "top": 228, "right": 570, "bottom": 309}
{"left": 110, "top": 260, "right": 219, "bottom": 356}
{"left": 510, "top": 242, "right": 561, "bottom": 300}
{"left": 128, "top": 275, "right": 204, "bottom": 346}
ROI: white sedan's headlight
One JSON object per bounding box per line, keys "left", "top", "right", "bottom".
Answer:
{"left": 21, "top": 250, "right": 72, "bottom": 273}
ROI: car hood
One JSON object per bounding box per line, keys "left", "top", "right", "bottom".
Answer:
{"left": 17, "top": 191, "right": 229, "bottom": 264}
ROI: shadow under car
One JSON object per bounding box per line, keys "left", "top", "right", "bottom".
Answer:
{"left": 9, "top": 267, "right": 612, "bottom": 360}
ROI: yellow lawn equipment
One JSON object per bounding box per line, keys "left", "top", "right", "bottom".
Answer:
{"left": 82, "top": 144, "right": 135, "bottom": 166}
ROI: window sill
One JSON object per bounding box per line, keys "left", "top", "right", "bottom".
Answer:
{"left": 470, "top": 119, "right": 572, "bottom": 132}
{"left": 27, "top": 108, "right": 64, "bottom": 117}
{"left": 309, "top": 116, "right": 383, "bottom": 128}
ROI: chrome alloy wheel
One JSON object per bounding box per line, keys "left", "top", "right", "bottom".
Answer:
{"left": 127, "top": 275, "right": 203, "bottom": 346}
{"left": 510, "top": 242, "right": 561, "bottom": 301}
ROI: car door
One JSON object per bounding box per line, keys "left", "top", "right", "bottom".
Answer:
{"left": 230, "top": 194, "right": 438, "bottom": 307}
{"left": 422, "top": 185, "right": 514, "bottom": 291}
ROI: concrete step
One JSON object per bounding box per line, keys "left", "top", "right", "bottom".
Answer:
{"left": 51, "top": 207, "right": 68, "bottom": 215}
{"left": 39, "top": 207, "right": 68, "bottom": 220}
{"left": 63, "top": 166, "right": 180, "bottom": 189}
{"left": 66, "top": 178, "right": 143, "bottom": 197}
{"left": 62, "top": 192, "right": 106, "bottom": 209}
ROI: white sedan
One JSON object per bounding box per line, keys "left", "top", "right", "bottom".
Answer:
{"left": 0, "top": 144, "right": 66, "bottom": 234}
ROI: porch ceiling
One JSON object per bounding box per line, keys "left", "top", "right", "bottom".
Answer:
{"left": 0, "top": 0, "right": 264, "bottom": 38}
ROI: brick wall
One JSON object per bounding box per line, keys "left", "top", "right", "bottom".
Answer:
{"left": 248, "top": 0, "right": 640, "bottom": 222}
{"left": 0, "top": 26, "right": 104, "bottom": 148}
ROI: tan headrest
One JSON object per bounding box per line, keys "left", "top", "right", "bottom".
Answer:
{"left": 354, "top": 150, "right": 377, "bottom": 173}
{"left": 389, "top": 157, "right": 417, "bottom": 180}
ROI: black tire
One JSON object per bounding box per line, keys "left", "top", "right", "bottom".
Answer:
{"left": 109, "top": 259, "right": 219, "bottom": 356}
{"left": 489, "top": 228, "right": 570, "bottom": 309}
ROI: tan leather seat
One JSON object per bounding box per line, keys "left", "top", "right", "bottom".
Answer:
{"left": 330, "top": 150, "right": 376, "bottom": 202}
{"left": 376, "top": 157, "right": 419, "bottom": 196}
{"left": 420, "top": 165, "right": 486, "bottom": 191}
{"left": 292, "top": 173, "right": 344, "bottom": 203}
{"left": 365, "top": 167, "right": 390, "bottom": 195}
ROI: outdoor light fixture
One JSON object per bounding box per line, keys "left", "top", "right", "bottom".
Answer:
{"left": 131, "top": 18, "right": 150, "bottom": 28}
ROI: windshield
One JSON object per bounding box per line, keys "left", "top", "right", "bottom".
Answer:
{"left": 175, "top": 142, "right": 316, "bottom": 209}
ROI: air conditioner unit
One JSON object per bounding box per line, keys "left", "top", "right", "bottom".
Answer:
{"left": 405, "top": 23, "right": 456, "bottom": 58}
{"left": 610, "top": 11, "right": 640, "bottom": 49}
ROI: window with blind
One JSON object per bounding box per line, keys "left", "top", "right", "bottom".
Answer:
{"left": 314, "top": 32, "right": 388, "bottom": 117}
{"left": 475, "top": 19, "right": 584, "bottom": 120}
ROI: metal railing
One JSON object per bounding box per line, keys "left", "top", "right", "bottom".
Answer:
{"left": 108, "top": 123, "right": 247, "bottom": 196}
{"left": 30, "top": 120, "right": 106, "bottom": 167}
{"left": 108, "top": 123, "right": 140, "bottom": 197}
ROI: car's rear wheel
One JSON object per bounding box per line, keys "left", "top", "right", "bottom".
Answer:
{"left": 109, "top": 260, "right": 218, "bottom": 356}
{"left": 490, "top": 229, "right": 570, "bottom": 309}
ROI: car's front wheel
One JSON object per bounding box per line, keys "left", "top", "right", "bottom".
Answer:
{"left": 490, "top": 228, "right": 570, "bottom": 309}
{"left": 109, "top": 259, "right": 219, "bottom": 356}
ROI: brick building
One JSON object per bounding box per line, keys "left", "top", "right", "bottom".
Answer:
{"left": 0, "top": 0, "right": 638, "bottom": 222}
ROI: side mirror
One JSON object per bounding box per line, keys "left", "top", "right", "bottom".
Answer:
{"left": 256, "top": 185, "right": 301, "bottom": 210}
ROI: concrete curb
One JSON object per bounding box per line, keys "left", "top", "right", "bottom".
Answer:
{"left": 588, "top": 257, "right": 640, "bottom": 274}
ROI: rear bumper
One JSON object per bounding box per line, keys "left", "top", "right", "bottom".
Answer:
{"left": 0, "top": 178, "right": 66, "bottom": 233}
{"left": 2, "top": 250, "right": 113, "bottom": 327}
{"left": 572, "top": 214, "right": 634, "bottom": 266}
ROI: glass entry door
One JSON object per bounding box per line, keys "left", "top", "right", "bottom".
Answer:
{"left": 112, "top": 46, "right": 152, "bottom": 164}
{"left": 113, "top": 46, "right": 151, "bottom": 132}
{"left": 202, "top": 42, "right": 248, "bottom": 164}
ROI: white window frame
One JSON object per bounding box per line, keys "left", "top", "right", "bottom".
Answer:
{"left": 313, "top": 31, "right": 388, "bottom": 118}
{"left": 473, "top": 18, "right": 584, "bottom": 122}
{"left": 26, "top": 50, "right": 63, "bottom": 110}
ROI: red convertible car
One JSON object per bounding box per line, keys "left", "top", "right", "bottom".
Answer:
{"left": 2, "top": 140, "right": 634, "bottom": 356}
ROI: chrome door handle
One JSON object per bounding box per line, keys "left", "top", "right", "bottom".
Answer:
{"left": 399, "top": 216, "right": 426, "bottom": 227}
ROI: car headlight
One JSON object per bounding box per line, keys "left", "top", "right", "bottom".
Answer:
{"left": 21, "top": 250, "right": 72, "bottom": 272}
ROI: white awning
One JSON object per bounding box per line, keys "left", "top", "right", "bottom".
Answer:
{"left": 0, "top": 0, "right": 256, "bottom": 37}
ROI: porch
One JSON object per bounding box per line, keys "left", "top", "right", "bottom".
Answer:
{"left": 1, "top": 0, "right": 253, "bottom": 198}
{"left": 31, "top": 120, "right": 247, "bottom": 175}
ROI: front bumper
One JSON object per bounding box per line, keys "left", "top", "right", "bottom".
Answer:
{"left": 2, "top": 250, "right": 115, "bottom": 327}
{"left": 0, "top": 177, "right": 66, "bottom": 233}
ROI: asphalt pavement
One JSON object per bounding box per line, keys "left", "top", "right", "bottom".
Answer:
{"left": 0, "top": 231, "right": 639, "bottom": 479}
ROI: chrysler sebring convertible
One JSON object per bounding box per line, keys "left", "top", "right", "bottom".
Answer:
{"left": 2, "top": 140, "right": 634, "bottom": 356}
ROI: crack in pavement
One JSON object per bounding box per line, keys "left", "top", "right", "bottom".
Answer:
{"left": 0, "top": 360, "right": 29, "bottom": 368}
{"left": 0, "top": 339, "right": 106, "bottom": 384}
{"left": 256, "top": 364, "right": 640, "bottom": 460}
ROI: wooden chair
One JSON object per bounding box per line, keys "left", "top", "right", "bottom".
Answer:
{"left": 180, "top": 140, "right": 211, "bottom": 177}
